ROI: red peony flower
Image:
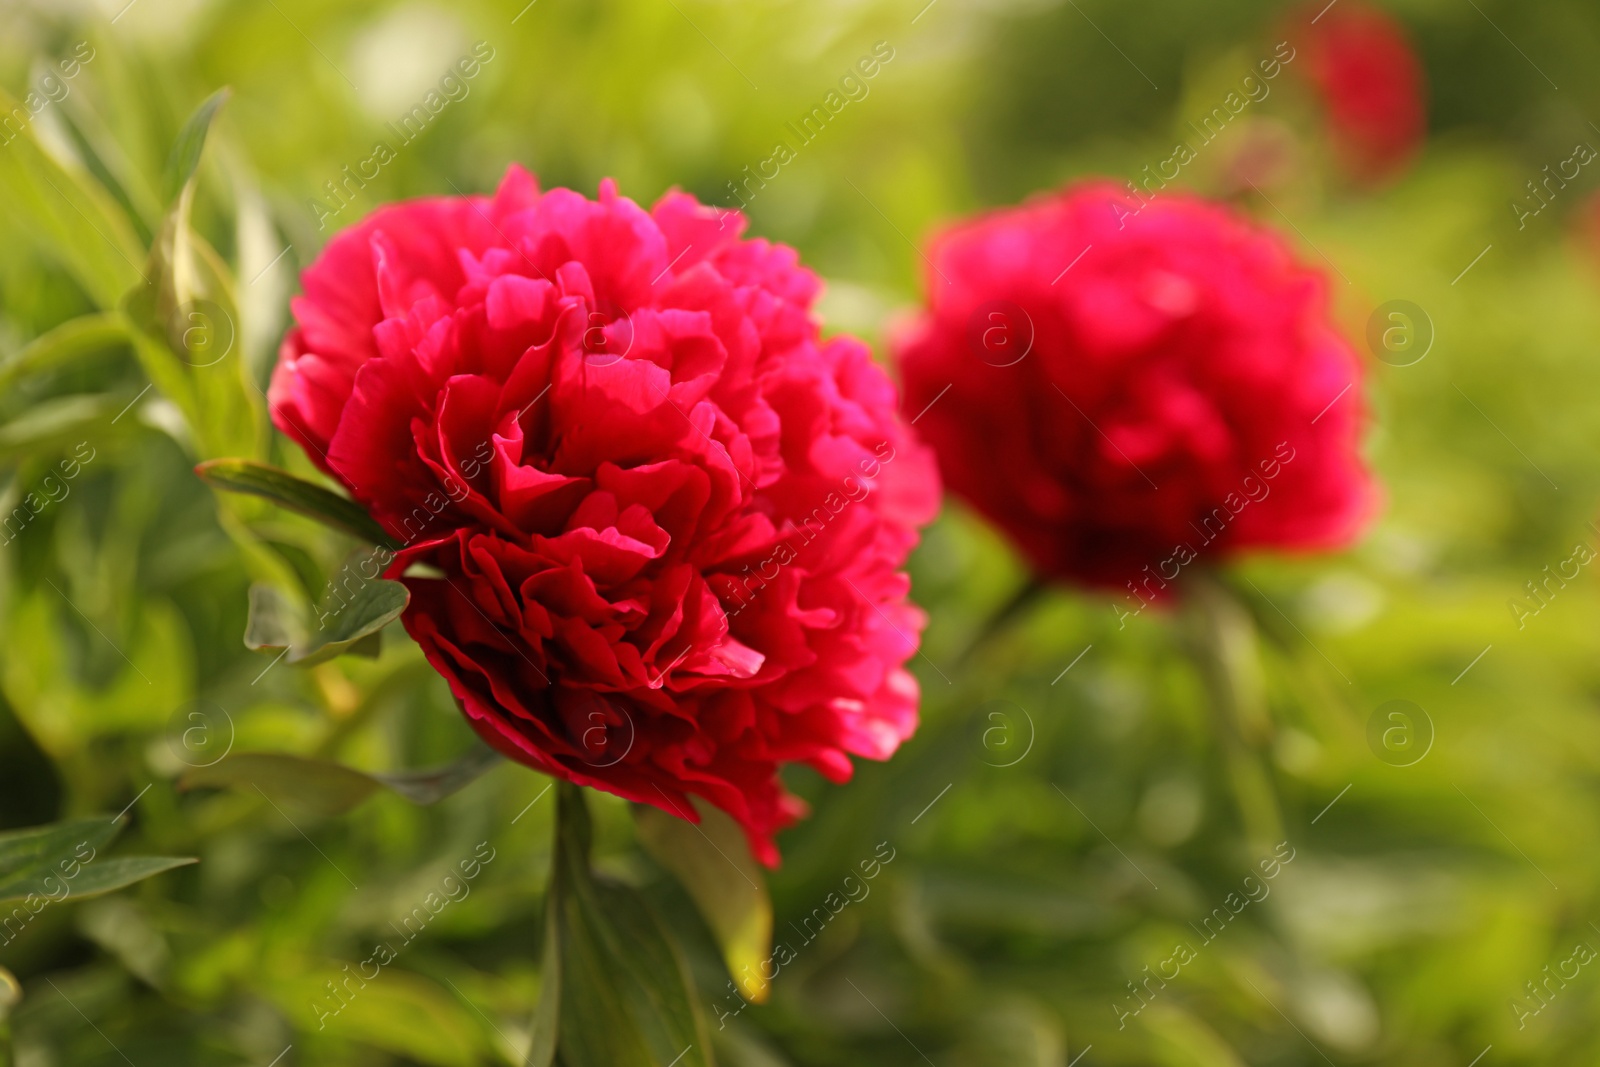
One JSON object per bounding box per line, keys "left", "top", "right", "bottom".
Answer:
{"left": 270, "top": 166, "right": 939, "bottom": 864}
{"left": 893, "top": 182, "right": 1374, "bottom": 604}
{"left": 1296, "top": 1, "right": 1426, "bottom": 182}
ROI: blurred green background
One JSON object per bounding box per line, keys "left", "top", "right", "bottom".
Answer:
{"left": 4, "top": 0, "right": 1600, "bottom": 1063}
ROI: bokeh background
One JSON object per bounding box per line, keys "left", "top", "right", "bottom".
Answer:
{"left": 4, "top": 0, "right": 1600, "bottom": 1063}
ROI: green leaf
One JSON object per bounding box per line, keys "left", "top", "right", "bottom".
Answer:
{"left": 267, "top": 966, "right": 487, "bottom": 1067}
{"left": 0, "top": 817, "right": 194, "bottom": 908}
{"left": 0, "top": 313, "right": 131, "bottom": 394}
{"left": 122, "top": 87, "right": 261, "bottom": 461}
{"left": 243, "top": 582, "right": 303, "bottom": 652}
{"left": 374, "top": 743, "right": 504, "bottom": 805}
{"left": 346, "top": 631, "right": 384, "bottom": 659}
{"left": 180, "top": 743, "right": 503, "bottom": 815}
{"left": 181, "top": 753, "right": 383, "bottom": 816}
{"left": 293, "top": 555, "right": 408, "bottom": 667}
{"left": 53, "top": 102, "right": 156, "bottom": 247}
{"left": 635, "top": 800, "right": 773, "bottom": 1003}
{"left": 547, "top": 784, "right": 712, "bottom": 1067}
{"left": 0, "top": 818, "right": 121, "bottom": 889}
{"left": 0, "top": 396, "right": 122, "bottom": 461}
{"left": 0, "top": 86, "right": 145, "bottom": 307}
{"left": 1, "top": 856, "right": 197, "bottom": 908}
{"left": 195, "top": 459, "right": 395, "bottom": 546}
{"left": 162, "top": 88, "right": 230, "bottom": 205}
{"left": 244, "top": 577, "right": 387, "bottom": 663}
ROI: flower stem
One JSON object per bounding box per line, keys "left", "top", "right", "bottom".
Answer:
{"left": 1185, "top": 569, "right": 1284, "bottom": 850}
{"left": 951, "top": 575, "right": 1048, "bottom": 670}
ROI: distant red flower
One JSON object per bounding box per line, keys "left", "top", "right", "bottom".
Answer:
{"left": 270, "top": 166, "right": 939, "bottom": 865}
{"left": 893, "top": 182, "right": 1374, "bottom": 604}
{"left": 1297, "top": 1, "right": 1427, "bottom": 181}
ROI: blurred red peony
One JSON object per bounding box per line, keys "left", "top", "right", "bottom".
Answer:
{"left": 270, "top": 166, "right": 939, "bottom": 864}
{"left": 1297, "top": 1, "right": 1426, "bottom": 181}
{"left": 894, "top": 183, "right": 1374, "bottom": 606}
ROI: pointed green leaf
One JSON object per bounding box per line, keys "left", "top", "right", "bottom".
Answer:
{"left": 0, "top": 396, "right": 123, "bottom": 460}
{"left": 244, "top": 573, "right": 393, "bottom": 664}
{"left": 180, "top": 752, "right": 382, "bottom": 816}
{"left": 0, "top": 313, "right": 131, "bottom": 394}
{"left": 55, "top": 104, "right": 154, "bottom": 246}
{"left": 636, "top": 800, "right": 773, "bottom": 1002}
{"left": 180, "top": 744, "right": 503, "bottom": 815}
{"left": 124, "top": 85, "right": 261, "bottom": 461}
{"left": 549, "top": 784, "right": 712, "bottom": 1067}
{"left": 243, "top": 582, "right": 303, "bottom": 651}
{"left": 0, "top": 856, "right": 196, "bottom": 908}
{"left": 0, "top": 817, "right": 121, "bottom": 889}
{"left": 374, "top": 742, "right": 503, "bottom": 804}
{"left": 195, "top": 459, "right": 395, "bottom": 546}
{"left": 0, "top": 817, "right": 192, "bottom": 908}
{"left": 0, "top": 86, "right": 144, "bottom": 307}
{"left": 163, "top": 88, "right": 230, "bottom": 204}
{"left": 293, "top": 560, "right": 408, "bottom": 666}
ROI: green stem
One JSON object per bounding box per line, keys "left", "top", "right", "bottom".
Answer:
{"left": 951, "top": 575, "right": 1048, "bottom": 670}
{"left": 1185, "top": 570, "right": 1284, "bottom": 850}
{"left": 528, "top": 785, "right": 585, "bottom": 1067}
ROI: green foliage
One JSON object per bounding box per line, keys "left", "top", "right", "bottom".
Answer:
{"left": 542, "top": 784, "right": 711, "bottom": 1067}
{"left": 1, "top": 1, "right": 1599, "bottom": 1065}
{"left": 196, "top": 459, "right": 396, "bottom": 547}
{"left": 180, "top": 742, "right": 503, "bottom": 814}
{"left": 636, "top": 798, "right": 774, "bottom": 1006}
{"left": 160, "top": 88, "right": 230, "bottom": 207}
{"left": 0, "top": 816, "right": 192, "bottom": 907}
